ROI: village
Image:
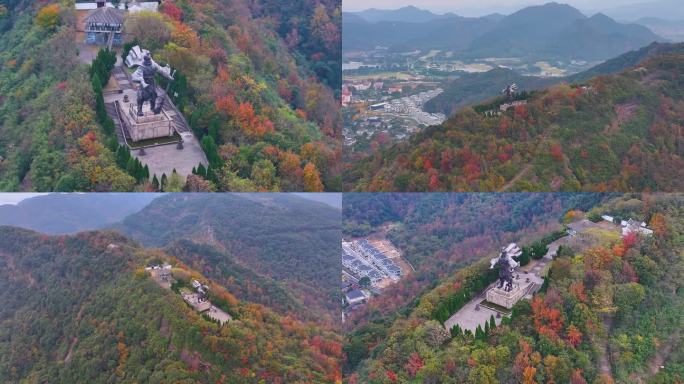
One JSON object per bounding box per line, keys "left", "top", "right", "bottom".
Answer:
{"left": 342, "top": 78, "right": 446, "bottom": 147}
{"left": 146, "top": 263, "right": 232, "bottom": 326}
{"left": 341, "top": 44, "right": 600, "bottom": 152}
{"left": 75, "top": 0, "right": 208, "bottom": 180}
{"left": 341, "top": 238, "right": 413, "bottom": 322}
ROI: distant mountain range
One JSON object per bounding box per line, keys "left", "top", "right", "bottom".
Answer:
{"left": 425, "top": 42, "right": 684, "bottom": 116}
{"left": 599, "top": 0, "right": 684, "bottom": 21}
{"left": 350, "top": 6, "right": 457, "bottom": 23}
{"left": 343, "top": 2, "right": 664, "bottom": 61}
{"left": 0, "top": 193, "right": 160, "bottom": 234}
{"left": 634, "top": 17, "right": 684, "bottom": 42}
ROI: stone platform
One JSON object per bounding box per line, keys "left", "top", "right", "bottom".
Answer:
{"left": 123, "top": 104, "right": 174, "bottom": 142}
{"left": 486, "top": 284, "right": 525, "bottom": 309}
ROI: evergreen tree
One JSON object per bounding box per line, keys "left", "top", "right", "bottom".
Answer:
{"left": 91, "top": 73, "right": 106, "bottom": 123}
{"left": 134, "top": 159, "right": 144, "bottom": 181}
{"left": 197, "top": 163, "right": 207, "bottom": 178}
{"left": 489, "top": 315, "right": 496, "bottom": 331}
{"left": 161, "top": 173, "right": 168, "bottom": 191}
{"left": 152, "top": 174, "right": 160, "bottom": 191}
{"left": 143, "top": 165, "right": 150, "bottom": 180}
{"left": 475, "top": 325, "right": 485, "bottom": 340}
{"left": 126, "top": 157, "right": 136, "bottom": 176}
{"left": 484, "top": 320, "right": 490, "bottom": 335}
{"left": 206, "top": 166, "right": 218, "bottom": 183}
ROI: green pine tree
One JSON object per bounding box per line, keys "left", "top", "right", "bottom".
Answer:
{"left": 126, "top": 157, "right": 136, "bottom": 176}
{"left": 197, "top": 163, "right": 207, "bottom": 177}
{"left": 152, "top": 174, "right": 160, "bottom": 191}
{"left": 475, "top": 325, "right": 484, "bottom": 340}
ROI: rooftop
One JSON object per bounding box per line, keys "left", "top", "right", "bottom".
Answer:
{"left": 346, "top": 290, "right": 366, "bottom": 300}
{"left": 85, "top": 7, "right": 124, "bottom": 25}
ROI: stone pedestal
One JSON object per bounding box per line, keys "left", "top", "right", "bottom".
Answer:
{"left": 124, "top": 104, "right": 174, "bottom": 142}
{"left": 486, "top": 284, "right": 525, "bottom": 309}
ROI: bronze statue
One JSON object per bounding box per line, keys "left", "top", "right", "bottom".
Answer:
{"left": 502, "top": 83, "right": 518, "bottom": 100}
{"left": 490, "top": 246, "right": 520, "bottom": 292}
{"left": 130, "top": 52, "right": 174, "bottom": 116}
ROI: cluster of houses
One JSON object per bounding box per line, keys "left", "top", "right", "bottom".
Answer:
{"left": 343, "top": 81, "right": 402, "bottom": 106}
{"left": 342, "top": 239, "right": 406, "bottom": 319}
{"left": 602, "top": 215, "right": 654, "bottom": 237}
{"left": 342, "top": 247, "right": 384, "bottom": 285}
{"left": 355, "top": 239, "right": 402, "bottom": 279}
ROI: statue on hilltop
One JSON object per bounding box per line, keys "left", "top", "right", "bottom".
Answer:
{"left": 490, "top": 244, "right": 521, "bottom": 292}
{"left": 127, "top": 46, "right": 174, "bottom": 116}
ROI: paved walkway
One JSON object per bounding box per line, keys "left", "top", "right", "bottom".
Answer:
{"left": 103, "top": 65, "right": 208, "bottom": 179}
{"left": 132, "top": 132, "right": 207, "bottom": 179}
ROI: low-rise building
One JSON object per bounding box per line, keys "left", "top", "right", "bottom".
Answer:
{"left": 621, "top": 219, "right": 654, "bottom": 237}
{"left": 75, "top": 1, "right": 160, "bottom": 11}
{"left": 83, "top": 6, "right": 124, "bottom": 47}
{"left": 345, "top": 290, "right": 367, "bottom": 305}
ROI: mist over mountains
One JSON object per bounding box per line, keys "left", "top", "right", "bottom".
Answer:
{"left": 0, "top": 193, "right": 161, "bottom": 234}
{"left": 344, "top": 2, "right": 664, "bottom": 61}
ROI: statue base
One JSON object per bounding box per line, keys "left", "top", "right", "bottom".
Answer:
{"left": 486, "top": 284, "right": 525, "bottom": 309}
{"left": 124, "top": 103, "right": 174, "bottom": 142}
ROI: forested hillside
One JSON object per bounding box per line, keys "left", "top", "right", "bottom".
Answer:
{"left": 424, "top": 43, "right": 684, "bottom": 117}
{"left": 344, "top": 194, "right": 684, "bottom": 383}
{"left": 346, "top": 50, "right": 684, "bottom": 192}
{"left": 0, "top": 0, "right": 341, "bottom": 192}
{"left": 116, "top": 193, "right": 341, "bottom": 323}
{"left": 0, "top": 227, "right": 342, "bottom": 383}
{"left": 342, "top": 193, "right": 608, "bottom": 330}
{"left": 0, "top": 1, "right": 133, "bottom": 191}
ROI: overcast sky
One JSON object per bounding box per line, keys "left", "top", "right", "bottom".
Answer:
{"left": 0, "top": 193, "right": 47, "bottom": 206}
{"left": 344, "top": 0, "right": 652, "bottom": 16}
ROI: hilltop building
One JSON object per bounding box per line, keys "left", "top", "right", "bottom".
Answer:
{"left": 75, "top": 1, "right": 160, "bottom": 11}
{"left": 621, "top": 219, "right": 654, "bottom": 237}
{"left": 83, "top": 7, "right": 124, "bottom": 47}
{"left": 77, "top": 1, "right": 160, "bottom": 48}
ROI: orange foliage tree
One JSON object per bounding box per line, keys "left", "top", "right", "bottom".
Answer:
{"left": 303, "top": 163, "right": 324, "bottom": 192}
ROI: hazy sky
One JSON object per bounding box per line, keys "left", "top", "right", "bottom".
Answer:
{"left": 0, "top": 193, "right": 342, "bottom": 209}
{"left": 0, "top": 193, "right": 47, "bottom": 205}
{"left": 344, "top": 0, "right": 651, "bottom": 16}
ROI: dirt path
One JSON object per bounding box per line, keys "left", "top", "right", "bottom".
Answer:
{"left": 598, "top": 316, "right": 614, "bottom": 378}
{"left": 500, "top": 164, "right": 532, "bottom": 192}
{"left": 63, "top": 303, "right": 87, "bottom": 363}
{"left": 64, "top": 337, "right": 78, "bottom": 363}
{"left": 648, "top": 334, "right": 678, "bottom": 375}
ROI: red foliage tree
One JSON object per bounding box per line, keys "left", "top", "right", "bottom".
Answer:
{"left": 566, "top": 324, "right": 582, "bottom": 347}
{"left": 550, "top": 143, "right": 564, "bottom": 162}
{"left": 405, "top": 352, "right": 424, "bottom": 377}
{"left": 162, "top": 2, "right": 183, "bottom": 22}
